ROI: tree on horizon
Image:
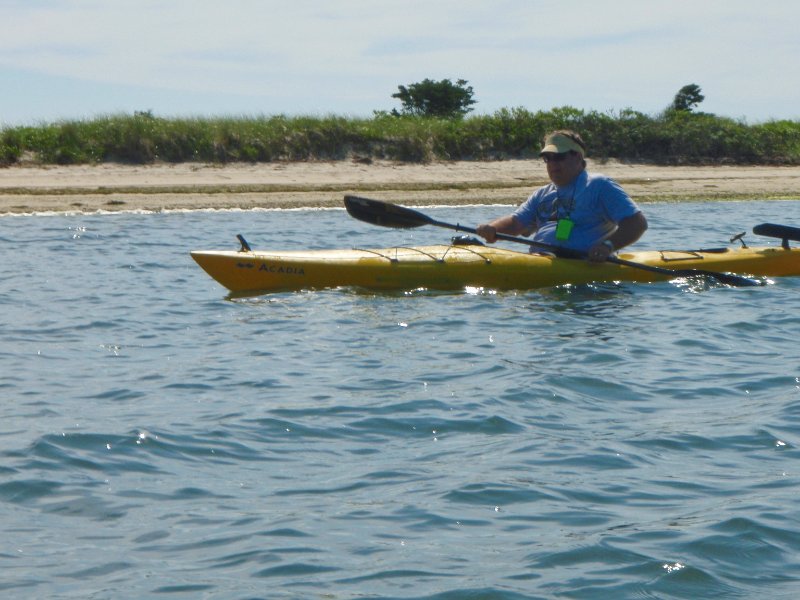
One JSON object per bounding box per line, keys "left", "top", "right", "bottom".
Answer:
{"left": 670, "top": 84, "right": 705, "bottom": 113}
{"left": 390, "top": 78, "right": 476, "bottom": 118}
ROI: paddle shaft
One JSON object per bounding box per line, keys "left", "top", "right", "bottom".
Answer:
{"left": 424, "top": 216, "right": 579, "bottom": 256}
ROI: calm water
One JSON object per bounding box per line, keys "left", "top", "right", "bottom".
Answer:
{"left": 2, "top": 200, "right": 800, "bottom": 599}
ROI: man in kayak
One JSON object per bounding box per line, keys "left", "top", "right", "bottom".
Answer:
{"left": 476, "top": 130, "right": 647, "bottom": 262}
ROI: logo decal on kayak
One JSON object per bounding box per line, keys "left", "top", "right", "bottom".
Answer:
{"left": 254, "top": 262, "right": 305, "bottom": 276}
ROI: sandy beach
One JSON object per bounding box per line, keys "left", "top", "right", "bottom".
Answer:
{"left": 2, "top": 159, "right": 800, "bottom": 214}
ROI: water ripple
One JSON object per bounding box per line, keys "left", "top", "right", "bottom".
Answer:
{"left": 3, "top": 203, "right": 800, "bottom": 598}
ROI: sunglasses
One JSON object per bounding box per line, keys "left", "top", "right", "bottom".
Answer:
{"left": 541, "top": 153, "right": 572, "bottom": 164}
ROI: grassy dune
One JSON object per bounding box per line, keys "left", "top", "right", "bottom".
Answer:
{"left": 2, "top": 107, "right": 799, "bottom": 166}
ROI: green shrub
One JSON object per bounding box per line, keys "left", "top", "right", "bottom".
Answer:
{"left": 1, "top": 109, "right": 798, "bottom": 166}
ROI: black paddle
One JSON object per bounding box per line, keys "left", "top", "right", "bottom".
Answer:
{"left": 343, "top": 195, "right": 764, "bottom": 287}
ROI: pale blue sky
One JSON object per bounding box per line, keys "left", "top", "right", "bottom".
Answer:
{"left": 1, "top": 0, "right": 798, "bottom": 126}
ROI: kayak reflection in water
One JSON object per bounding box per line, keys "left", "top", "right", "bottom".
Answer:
{"left": 476, "top": 130, "right": 648, "bottom": 262}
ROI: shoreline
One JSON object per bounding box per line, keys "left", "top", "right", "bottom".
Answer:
{"left": 2, "top": 159, "right": 800, "bottom": 214}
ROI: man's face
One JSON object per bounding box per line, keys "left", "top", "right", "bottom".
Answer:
{"left": 543, "top": 152, "right": 584, "bottom": 187}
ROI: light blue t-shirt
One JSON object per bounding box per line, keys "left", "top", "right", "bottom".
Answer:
{"left": 512, "top": 170, "right": 640, "bottom": 252}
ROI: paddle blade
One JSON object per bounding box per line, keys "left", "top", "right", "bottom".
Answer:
{"left": 344, "top": 195, "right": 433, "bottom": 229}
{"left": 701, "top": 271, "right": 764, "bottom": 287}
{"left": 753, "top": 223, "right": 800, "bottom": 243}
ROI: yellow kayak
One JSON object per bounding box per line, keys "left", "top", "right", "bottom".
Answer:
{"left": 193, "top": 197, "right": 800, "bottom": 295}
{"left": 191, "top": 240, "right": 800, "bottom": 295}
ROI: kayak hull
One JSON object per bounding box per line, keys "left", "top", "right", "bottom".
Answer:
{"left": 190, "top": 244, "right": 800, "bottom": 294}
